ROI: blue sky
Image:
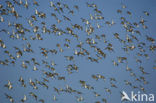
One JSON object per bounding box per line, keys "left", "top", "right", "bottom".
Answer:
{"left": 0, "top": 0, "right": 156, "bottom": 103}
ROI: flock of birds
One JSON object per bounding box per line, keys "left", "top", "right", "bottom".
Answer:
{"left": 0, "top": 0, "right": 156, "bottom": 103}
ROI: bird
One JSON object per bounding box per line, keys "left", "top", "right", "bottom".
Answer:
{"left": 21, "top": 95, "right": 27, "bottom": 102}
